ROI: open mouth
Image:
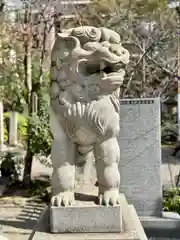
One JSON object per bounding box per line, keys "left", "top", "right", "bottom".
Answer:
{"left": 78, "top": 60, "right": 126, "bottom": 77}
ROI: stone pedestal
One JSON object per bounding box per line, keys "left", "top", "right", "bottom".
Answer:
{"left": 46, "top": 186, "right": 148, "bottom": 240}
{"left": 50, "top": 205, "right": 122, "bottom": 233}
{"left": 33, "top": 193, "right": 148, "bottom": 239}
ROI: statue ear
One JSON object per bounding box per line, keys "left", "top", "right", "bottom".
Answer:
{"left": 51, "top": 33, "right": 80, "bottom": 63}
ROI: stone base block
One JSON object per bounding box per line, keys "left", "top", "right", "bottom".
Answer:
{"left": 32, "top": 186, "right": 148, "bottom": 240}
{"left": 32, "top": 195, "right": 148, "bottom": 239}
{"left": 50, "top": 205, "right": 122, "bottom": 233}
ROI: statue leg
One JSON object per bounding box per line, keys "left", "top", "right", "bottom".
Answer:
{"left": 50, "top": 108, "right": 76, "bottom": 207}
{"left": 94, "top": 137, "right": 120, "bottom": 206}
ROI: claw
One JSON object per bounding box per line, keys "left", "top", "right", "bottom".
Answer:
{"left": 62, "top": 198, "right": 68, "bottom": 207}
{"left": 51, "top": 192, "right": 74, "bottom": 207}
{"left": 109, "top": 196, "right": 116, "bottom": 206}
{"left": 51, "top": 196, "right": 55, "bottom": 206}
{"left": 99, "top": 194, "right": 103, "bottom": 205}
{"left": 56, "top": 196, "right": 62, "bottom": 206}
{"left": 103, "top": 195, "right": 109, "bottom": 206}
{"left": 116, "top": 196, "right": 121, "bottom": 205}
{"left": 98, "top": 189, "right": 120, "bottom": 206}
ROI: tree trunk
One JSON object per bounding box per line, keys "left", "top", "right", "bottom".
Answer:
{"left": 23, "top": 92, "right": 33, "bottom": 186}
{"left": 22, "top": 2, "right": 33, "bottom": 186}
{"left": 23, "top": 152, "right": 33, "bottom": 186}
{"left": 23, "top": 120, "right": 33, "bottom": 186}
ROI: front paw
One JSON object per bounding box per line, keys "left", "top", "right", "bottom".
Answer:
{"left": 98, "top": 189, "right": 120, "bottom": 206}
{"left": 51, "top": 192, "right": 74, "bottom": 207}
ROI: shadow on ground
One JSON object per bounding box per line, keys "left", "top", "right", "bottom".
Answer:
{"left": 0, "top": 199, "right": 46, "bottom": 231}
{"left": 0, "top": 178, "right": 51, "bottom": 232}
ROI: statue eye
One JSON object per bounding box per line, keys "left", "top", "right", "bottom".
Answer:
{"left": 113, "top": 50, "right": 120, "bottom": 56}
{"left": 109, "top": 47, "right": 118, "bottom": 55}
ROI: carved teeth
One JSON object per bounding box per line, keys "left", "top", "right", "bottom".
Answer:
{"left": 100, "top": 62, "right": 106, "bottom": 70}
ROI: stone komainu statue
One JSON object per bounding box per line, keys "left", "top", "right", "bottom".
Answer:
{"left": 49, "top": 26, "right": 130, "bottom": 207}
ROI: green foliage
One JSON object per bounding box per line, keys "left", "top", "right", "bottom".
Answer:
{"left": 132, "top": 0, "right": 168, "bottom": 14}
{"left": 3, "top": 112, "right": 9, "bottom": 143}
{"left": 17, "top": 114, "right": 28, "bottom": 143}
{"left": 163, "top": 187, "right": 180, "bottom": 214}
{"left": 3, "top": 124, "right": 8, "bottom": 143}
{"left": 1, "top": 59, "right": 26, "bottom": 113}
{"left": 4, "top": 112, "right": 9, "bottom": 118}
{"left": 28, "top": 98, "right": 52, "bottom": 159}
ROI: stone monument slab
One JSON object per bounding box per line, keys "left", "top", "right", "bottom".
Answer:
{"left": 119, "top": 98, "right": 162, "bottom": 217}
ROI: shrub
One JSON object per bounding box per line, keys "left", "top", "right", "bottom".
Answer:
{"left": 3, "top": 112, "right": 9, "bottom": 143}
{"left": 3, "top": 123, "right": 8, "bottom": 143}
{"left": 28, "top": 98, "right": 52, "bottom": 160}
{"left": 17, "top": 114, "right": 28, "bottom": 143}
{"left": 0, "top": 152, "right": 16, "bottom": 178}
{"left": 163, "top": 187, "right": 180, "bottom": 214}
{"left": 0, "top": 151, "right": 24, "bottom": 182}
